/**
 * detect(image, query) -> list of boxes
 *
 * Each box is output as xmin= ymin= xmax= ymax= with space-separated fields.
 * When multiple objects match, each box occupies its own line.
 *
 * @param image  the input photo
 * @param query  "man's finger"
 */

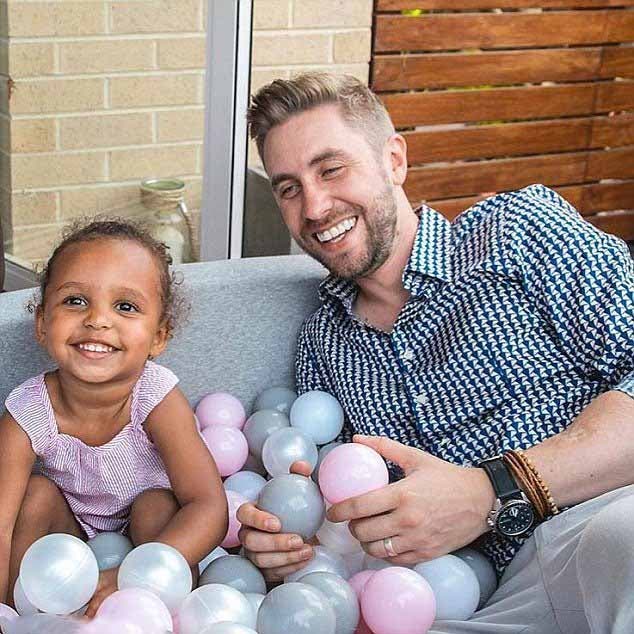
xmin=363 ymin=535 xmax=408 ymax=560
xmin=327 ymin=482 xmax=399 ymax=523
xmin=236 ymin=501 xmax=281 ymax=532
xmin=353 ymin=434 xmax=422 ymax=473
xmin=239 ymin=526 xmax=306 ymax=553
xmin=349 ymin=511 xmax=400 ymax=544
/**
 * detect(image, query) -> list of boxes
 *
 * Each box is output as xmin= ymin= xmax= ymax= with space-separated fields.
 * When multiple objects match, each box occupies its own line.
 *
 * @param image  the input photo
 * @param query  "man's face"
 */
xmin=263 ymin=104 xmax=398 ymax=279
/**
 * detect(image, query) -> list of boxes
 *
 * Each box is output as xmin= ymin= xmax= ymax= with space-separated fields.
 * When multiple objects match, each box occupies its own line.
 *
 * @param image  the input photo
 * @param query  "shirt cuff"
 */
xmin=614 ymin=370 xmax=634 ymax=399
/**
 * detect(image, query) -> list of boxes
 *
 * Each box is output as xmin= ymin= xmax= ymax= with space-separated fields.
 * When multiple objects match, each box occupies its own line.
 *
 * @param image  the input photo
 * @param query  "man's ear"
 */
xmin=149 ymin=322 xmax=170 ymax=359
xmin=385 ymin=134 xmax=408 ymax=187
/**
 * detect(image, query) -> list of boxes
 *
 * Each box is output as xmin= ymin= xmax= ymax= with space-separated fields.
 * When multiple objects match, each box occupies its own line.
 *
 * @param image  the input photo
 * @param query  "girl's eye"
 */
xmin=116 ymin=302 xmax=138 ymax=313
xmin=63 ymin=296 xmax=86 ymax=306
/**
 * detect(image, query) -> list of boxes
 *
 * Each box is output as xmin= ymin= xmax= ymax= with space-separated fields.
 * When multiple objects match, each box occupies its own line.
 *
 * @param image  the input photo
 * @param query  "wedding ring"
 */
xmin=383 ymin=536 xmax=398 ymax=558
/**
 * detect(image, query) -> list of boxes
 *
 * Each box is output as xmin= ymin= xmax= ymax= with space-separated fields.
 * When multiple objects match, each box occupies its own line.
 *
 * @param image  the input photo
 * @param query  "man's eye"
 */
xmin=280 ymin=184 xmax=299 ymax=199
xmin=116 ymin=302 xmax=138 ymax=313
xmin=63 ymin=296 xmax=86 ymax=306
xmin=323 ymin=166 xmax=342 ymax=178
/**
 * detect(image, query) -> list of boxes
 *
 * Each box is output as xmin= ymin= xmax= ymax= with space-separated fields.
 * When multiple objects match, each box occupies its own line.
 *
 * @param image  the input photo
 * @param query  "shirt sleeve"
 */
xmin=132 ymin=361 xmax=180 ymax=428
xmin=505 ymin=185 xmax=634 ymax=398
xmin=295 ymin=319 xmax=353 ymax=443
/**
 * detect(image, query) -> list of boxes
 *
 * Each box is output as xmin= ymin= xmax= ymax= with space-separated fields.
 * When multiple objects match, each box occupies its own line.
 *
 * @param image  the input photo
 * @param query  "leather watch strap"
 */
xmin=480 ymin=457 xmax=522 ymax=503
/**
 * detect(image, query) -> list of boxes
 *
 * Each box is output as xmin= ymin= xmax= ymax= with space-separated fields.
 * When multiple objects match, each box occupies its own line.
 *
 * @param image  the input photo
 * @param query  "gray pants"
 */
xmin=431 ymin=485 xmax=634 ymax=634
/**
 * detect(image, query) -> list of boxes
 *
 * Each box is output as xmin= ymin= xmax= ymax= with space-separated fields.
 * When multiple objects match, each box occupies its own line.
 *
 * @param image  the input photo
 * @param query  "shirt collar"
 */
xmin=319 ymin=205 xmax=453 ymax=310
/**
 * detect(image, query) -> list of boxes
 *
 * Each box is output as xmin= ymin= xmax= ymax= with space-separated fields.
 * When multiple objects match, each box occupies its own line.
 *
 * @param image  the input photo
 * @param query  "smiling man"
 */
xmin=237 ymin=73 xmax=634 ymax=633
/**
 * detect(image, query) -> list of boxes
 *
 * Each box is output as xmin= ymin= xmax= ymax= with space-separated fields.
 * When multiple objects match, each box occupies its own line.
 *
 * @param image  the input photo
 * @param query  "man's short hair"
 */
xmin=247 ymin=72 xmax=395 ymax=163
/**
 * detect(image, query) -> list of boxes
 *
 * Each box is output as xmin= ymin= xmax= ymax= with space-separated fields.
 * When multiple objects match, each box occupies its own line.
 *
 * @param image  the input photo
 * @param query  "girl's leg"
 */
xmin=129 ymin=488 xmax=199 ymax=584
xmin=9 ymin=475 xmax=85 ymax=607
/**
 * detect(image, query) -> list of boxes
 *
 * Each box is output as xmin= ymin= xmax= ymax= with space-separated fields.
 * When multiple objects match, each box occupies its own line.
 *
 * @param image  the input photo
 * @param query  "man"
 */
xmin=237 ymin=73 xmax=634 ymax=633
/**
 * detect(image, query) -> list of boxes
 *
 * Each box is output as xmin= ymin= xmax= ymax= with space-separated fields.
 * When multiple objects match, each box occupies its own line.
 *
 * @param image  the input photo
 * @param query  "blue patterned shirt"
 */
xmin=295 ymin=184 xmax=634 ymax=574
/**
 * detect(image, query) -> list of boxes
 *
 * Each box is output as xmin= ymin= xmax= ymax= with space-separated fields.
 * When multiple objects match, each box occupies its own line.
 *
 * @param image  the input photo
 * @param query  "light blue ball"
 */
xmin=253 ymin=387 xmax=297 ymax=415
xmin=414 ymin=554 xmax=480 ymax=620
xmin=301 ymin=572 xmax=360 ymax=634
xmin=290 ymin=391 xmax=344 ymax=445
xmin=224 ymin=471 xmax=267 ymax=502
xmin=199 ymin=555 xmax=266 ymax=595
xmin=243 ymin=409 xmax=290 ymax=459
xmin=257 ymin=474 xmax=325 ymax=540
xmin=257 ymin=583 xmax=336 ymax=634
xmin=261 ymin=427 xmax=318 ymax=477
xmin=87 ymin=532 xmax=133 ymax=571
xmin=453 ymin=547 xmax=498 ymax=608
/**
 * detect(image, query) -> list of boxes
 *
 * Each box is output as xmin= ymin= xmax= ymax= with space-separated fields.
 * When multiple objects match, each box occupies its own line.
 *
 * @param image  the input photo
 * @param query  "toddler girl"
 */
xmin=0 ymin=219 xmax=227 ymax=616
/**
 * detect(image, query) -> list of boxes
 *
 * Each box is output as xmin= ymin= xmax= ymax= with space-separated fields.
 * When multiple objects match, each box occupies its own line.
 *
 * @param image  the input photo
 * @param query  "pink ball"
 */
xmin=348 ymin=570 xmax=376 ymax=599
xmin=95 ymin=588 xmax=172 ymax=634
xmin=196 ymin=392 xmax=246 ymax=429
xmin=202 ymin=425 xmax=248 ymax=477
xmin=222 ymin=490 xmax=249 ymax=548
xmin=361 ymin=567 xmax=436 ymax=634
xmin=319 ymin=444 xmax=389 ymax=504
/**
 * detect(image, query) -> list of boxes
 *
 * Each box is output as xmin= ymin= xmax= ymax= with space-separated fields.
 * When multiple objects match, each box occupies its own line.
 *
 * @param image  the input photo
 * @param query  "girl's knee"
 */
xmin=129 ymin=489 xmax=179 ymax=544
xmin=17 ymin=476 xmax=62 ymax=524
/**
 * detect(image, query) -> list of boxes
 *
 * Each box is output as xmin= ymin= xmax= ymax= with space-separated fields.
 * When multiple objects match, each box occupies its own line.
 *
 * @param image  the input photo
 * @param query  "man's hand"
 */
xmin=84 ymin=567 xmax=118 ymax=618
xmin=327 ymin=435 xmax=495 ymax=565
xmin=237 ymin=461 xmax=315 ymax=582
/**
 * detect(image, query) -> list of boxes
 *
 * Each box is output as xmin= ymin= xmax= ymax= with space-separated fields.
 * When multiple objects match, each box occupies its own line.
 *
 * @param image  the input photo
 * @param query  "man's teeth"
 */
xmin=78 ymin=343 xmax=115 ymax=353
xmin=317 ymin=217 xmax=356 ymax=243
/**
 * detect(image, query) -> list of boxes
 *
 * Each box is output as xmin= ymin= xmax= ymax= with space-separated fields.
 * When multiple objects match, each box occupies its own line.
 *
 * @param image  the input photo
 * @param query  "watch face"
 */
xmin=496 ymin=500 xmax=534 ymax=537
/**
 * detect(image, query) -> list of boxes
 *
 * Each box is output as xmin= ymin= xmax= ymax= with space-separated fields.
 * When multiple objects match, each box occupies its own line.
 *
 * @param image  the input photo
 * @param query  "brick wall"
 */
xmin=0 ymin=0 xmax=372 ymax=266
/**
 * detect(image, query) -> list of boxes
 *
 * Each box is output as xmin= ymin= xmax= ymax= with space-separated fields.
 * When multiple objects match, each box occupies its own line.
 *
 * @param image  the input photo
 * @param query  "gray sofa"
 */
xmin=0 ymin=255 xmax=325 ymax=411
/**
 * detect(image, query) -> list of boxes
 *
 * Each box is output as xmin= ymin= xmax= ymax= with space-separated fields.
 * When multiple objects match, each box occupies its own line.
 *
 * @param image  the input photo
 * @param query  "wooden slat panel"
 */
xmin=597 ymin=81 xmax=634 ymax=111
xmin=382 ymin=84 xmax=597 ymax=127
xmin=404 ymin=118 xmax=592 ymax=163
xmin=373 ymin=49 xmax=602 ymax=91
xmin=600 ymin=47 xmax=634 ymax=79
xmin=426 ymin=181 xmax=634 ymax=218
xmin=586 ymin=147 xmax=634 ymax=179
xmin=591 ymin=113 xmax=634 ymax=147
xmin=377 ymin=0 xmax=634 ymax=9
xmin=405 ymin=152 xmax=587 ymax=199
xmin=587 ymin=210 xmax=634 ymax=240
xmin=374 ymin=12 xmax=634 ymax=53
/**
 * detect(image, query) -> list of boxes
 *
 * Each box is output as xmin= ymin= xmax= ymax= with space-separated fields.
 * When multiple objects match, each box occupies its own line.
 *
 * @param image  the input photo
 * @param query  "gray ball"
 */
xmin=243 ymin=409 xmax=290 ymax=458
xmin=301 ymin=572 xmax=360 ymax=634
xmin=453 ymin=547 xmax=498 ymax=608
xmin=87 ymin=532 xmax=133 ymax=571
xmin=199 ymin=555 xmax=266 ymax=595
xmin=257 ymin=474 xmax=326 ymax=540
xmin=257 ymin=583 xmax=336 ymax=634
xmin=253 ymin=387 xmax=297 ymax=415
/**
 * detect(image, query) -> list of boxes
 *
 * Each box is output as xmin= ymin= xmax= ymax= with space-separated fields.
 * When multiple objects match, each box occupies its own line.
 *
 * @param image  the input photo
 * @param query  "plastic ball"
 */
xmin=348 ymin=570 xmax=376 ymax=599
xmin=2 ymin=613 xmax=88 ymax=634
xmin=201 ymin=426 xmax=248 ymax=477
xmin=241 ymin=453 xmax=268 ymax=476
xmin=342 ymin=550 xmax=365 ymax=576
xmin=87 ymin=532 xmax=134 ymax=571
xmin=221 ymin=490 xmax=249 ymax=548
xmin=0 ymin=602 xmax=18 ymax=625
xmin=13 ymin=577 xmax=39 ymax=616
xmin=301 ymin=572 xmax=360 ymax=634
xmin=198 ymin=546 xmax=228 ymax=575
xmin=453 ymin=547 xmax=498 ymax=608
xmin=20 ymin=533 xmax=99 ymax=615
xmin=199 ymin=624 xmax=258 ymax=634
xmin=362 ymin=554 xmax=393 ymax=572
xmin=285 ymin=546 xmax=350 ymax=582
xmin=257 ymin=583 xmax=336 ymax=634
xmin=360 ymin=567 xmax=435 ymax=634
xmin=244 ymin=593 xmax=265 ymax=618
xmin=196 ymin=392 xmax=246 ymax=430
xmin=319 ymin=444 xmax=389 ymax=504
xmin=118 ymin=542 xmax=192 ymax=613
xmin=290 ymin=391 xmax=344 ymax=445
xmin=317 ymin=518 xmax=363 ymax=556
xmin=313 ymin=442 xmax=342 ymax=483
xmin=223 ymin=471 xmax=267 ymax=502
xmin=243 ymin=410 xmax=290 ymax=459
xmin=95 ymin=587 xmax=173 ymax=633
xmin=199 ymin=555 xmax=266 ymax=595
xmin=257 ymin=474 xmax=325 ymax=540
xmin=253 ymin=386 xmax=297 ymax=415
xmin=177 ymin=584 xmax=255 ymax=634
xmin=261 ymin=428 xmax=318 ymax=477
xmin=414 ymin=554 xmax=479 ymax=621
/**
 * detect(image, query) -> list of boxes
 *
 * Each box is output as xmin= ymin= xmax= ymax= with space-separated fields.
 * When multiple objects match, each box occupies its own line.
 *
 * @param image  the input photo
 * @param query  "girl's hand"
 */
xmin=84 ymin=567 xmax=118 ymax=618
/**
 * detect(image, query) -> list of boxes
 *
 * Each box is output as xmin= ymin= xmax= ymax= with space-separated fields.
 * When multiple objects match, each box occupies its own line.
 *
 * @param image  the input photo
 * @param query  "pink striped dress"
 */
xmin=5 ymin=361 xmax=178 ymax=539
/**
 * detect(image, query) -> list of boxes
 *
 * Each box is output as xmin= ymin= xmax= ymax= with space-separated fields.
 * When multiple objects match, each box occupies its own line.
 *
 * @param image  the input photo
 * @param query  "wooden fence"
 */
xmin=371 ymin=1 xmax=634 ymax=241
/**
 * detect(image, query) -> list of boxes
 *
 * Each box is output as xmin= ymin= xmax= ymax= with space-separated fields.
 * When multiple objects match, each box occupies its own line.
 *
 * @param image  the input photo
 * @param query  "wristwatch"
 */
xmin=480 ymin=456 xmax=535 ymax=538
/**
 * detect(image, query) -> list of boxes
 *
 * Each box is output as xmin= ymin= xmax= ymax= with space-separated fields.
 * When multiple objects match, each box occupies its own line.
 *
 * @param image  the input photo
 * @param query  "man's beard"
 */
xmin=297 ymin=186 xmax=398 ymax=280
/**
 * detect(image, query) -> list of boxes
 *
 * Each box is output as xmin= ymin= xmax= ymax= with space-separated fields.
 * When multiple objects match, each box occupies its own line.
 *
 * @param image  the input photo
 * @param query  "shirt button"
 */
xmin=403 ymin=348 xmax=414 ymax=361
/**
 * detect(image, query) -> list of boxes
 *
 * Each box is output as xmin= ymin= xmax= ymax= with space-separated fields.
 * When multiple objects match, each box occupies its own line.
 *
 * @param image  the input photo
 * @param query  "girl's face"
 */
xmin=36 ymin=238 xmax=169 ymax=386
